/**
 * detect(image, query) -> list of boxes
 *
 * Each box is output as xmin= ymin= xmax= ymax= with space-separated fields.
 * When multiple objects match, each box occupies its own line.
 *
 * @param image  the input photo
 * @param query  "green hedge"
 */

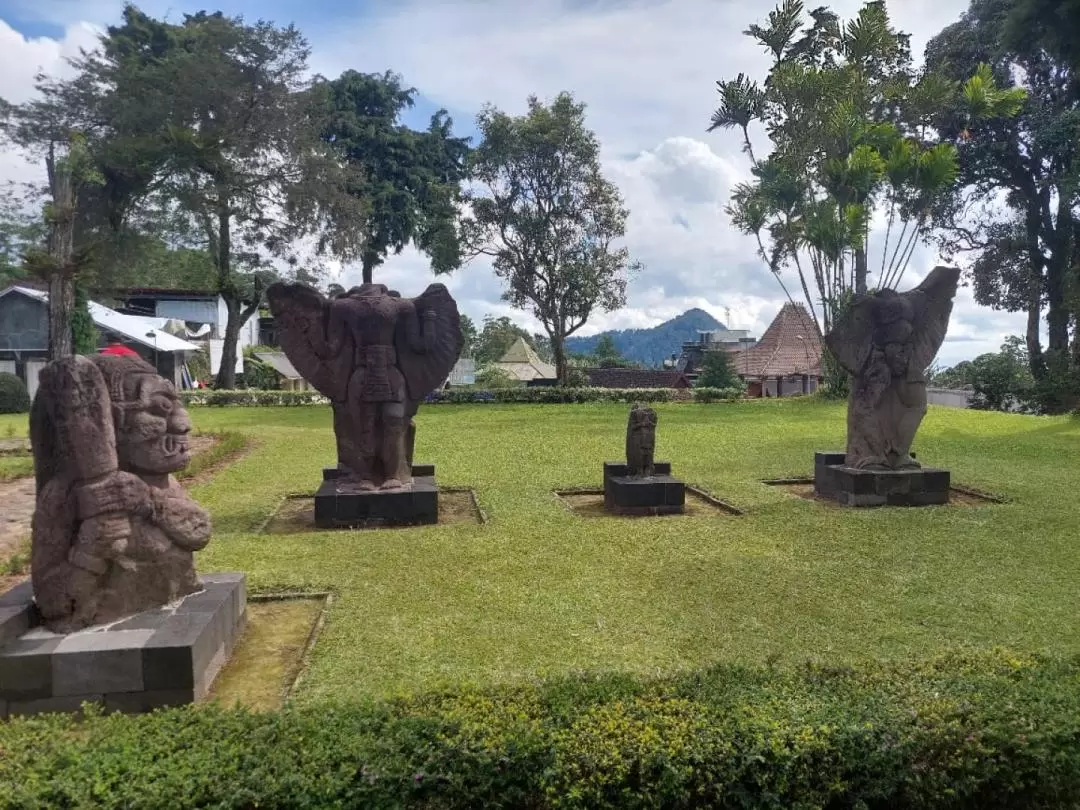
xmin=0 ymin=372 xmax=30 ymax=414
xmin=2 ymin=650 xmax=1079 ymax=808
xmin=179 ymin=387 xmax=746 ymax=407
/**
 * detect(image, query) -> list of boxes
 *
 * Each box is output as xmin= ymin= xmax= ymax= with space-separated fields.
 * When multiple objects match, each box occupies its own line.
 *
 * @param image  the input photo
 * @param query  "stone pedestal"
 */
xmin=813 ymin=451 xmax=950 ymax=507
xmin=0 ymin=573 xmax=247 ymax=718
xmin=603 ymin=461 xmax=686 ymax=516
xmin=314 ymin=463 xmax=439 ymax=528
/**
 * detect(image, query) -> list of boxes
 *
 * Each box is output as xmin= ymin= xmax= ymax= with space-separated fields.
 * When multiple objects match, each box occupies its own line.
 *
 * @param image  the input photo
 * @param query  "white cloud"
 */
xmin=0 ymin=0 xmax=1029 ymax=365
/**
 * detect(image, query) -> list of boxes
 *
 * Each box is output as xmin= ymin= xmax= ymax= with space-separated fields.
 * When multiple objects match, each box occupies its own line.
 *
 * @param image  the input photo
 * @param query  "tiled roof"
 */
xmin=585 ymin=367 xmax=692 ymax=389
xmin=728 ymin=303 xmax=822 ymax=378
xmin=495 ymin=337 xmax=557 ymax=380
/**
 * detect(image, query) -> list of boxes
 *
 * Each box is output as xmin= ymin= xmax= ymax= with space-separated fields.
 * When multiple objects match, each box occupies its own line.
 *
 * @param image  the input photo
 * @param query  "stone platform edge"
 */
xmin=0 ymin=572 xmax=247 ymax=717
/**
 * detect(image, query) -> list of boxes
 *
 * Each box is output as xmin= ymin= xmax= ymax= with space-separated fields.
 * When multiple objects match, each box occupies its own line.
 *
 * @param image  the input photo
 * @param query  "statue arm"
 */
xmin=401 ymin=302 xmax=437 ymax=354
xmin=148 ymin=478 xmax=212 ymax=551
xmin=326 ymin=302 xmax=350 ymax=357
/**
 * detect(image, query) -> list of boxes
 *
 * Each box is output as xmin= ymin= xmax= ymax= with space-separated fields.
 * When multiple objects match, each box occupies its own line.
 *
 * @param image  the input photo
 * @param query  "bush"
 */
xmin=0 ymin=371 xmax=30 ymax=414
xmin=691 ymin=386 xmax=745 ymax=403
xmin=2 ymin=650 xmax=1080 ymax=808
xmin=181 ymin=387 xmax=748 ymax=407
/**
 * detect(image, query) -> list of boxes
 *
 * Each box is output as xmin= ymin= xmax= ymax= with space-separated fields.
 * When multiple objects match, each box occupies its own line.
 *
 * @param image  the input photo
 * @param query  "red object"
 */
xmin=99 ymin=343 xmax=139 ymax=357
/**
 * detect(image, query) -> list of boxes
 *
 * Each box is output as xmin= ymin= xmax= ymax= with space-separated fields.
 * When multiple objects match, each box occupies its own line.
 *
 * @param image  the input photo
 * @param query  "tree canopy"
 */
xmin=926 ymin=0 xmax=1079 ymax=411
xmin=462 ymin=92 xmax=639 ymax=384
xmin=714 ymin=0 xmax=1022 ymax=390
xmin=318 ymin=70 xmax=471 ymax=284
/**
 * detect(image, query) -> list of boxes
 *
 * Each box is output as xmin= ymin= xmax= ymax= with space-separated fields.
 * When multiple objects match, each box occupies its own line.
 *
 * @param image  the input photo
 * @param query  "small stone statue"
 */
xmin=29 ymin=355 xmax=211 ymax=632
xmin=268 ymin=282 xmax=462 ymax=491
xmin=825 ymin=266 xmax=961 ymax=470
xmin=625 ymin=403 xmax=657 ymax=477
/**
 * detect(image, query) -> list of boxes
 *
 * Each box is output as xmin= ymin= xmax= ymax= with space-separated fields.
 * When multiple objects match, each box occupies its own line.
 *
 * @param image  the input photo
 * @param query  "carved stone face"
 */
xmin=883 ymin=342 xmax=912 ymax=377
xmin=115 ymin=373 xmax=192 ymax=475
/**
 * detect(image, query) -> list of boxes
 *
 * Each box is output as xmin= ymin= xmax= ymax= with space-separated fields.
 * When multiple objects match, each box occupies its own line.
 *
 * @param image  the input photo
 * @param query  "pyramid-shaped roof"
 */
xmin=728 ymin=303 xmax=822 ymax=378
xmin=495 ymin=337 xmax=557 ymax=380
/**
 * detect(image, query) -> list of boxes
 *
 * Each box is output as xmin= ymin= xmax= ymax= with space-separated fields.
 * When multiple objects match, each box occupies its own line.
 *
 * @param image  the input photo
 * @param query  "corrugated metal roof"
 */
xmin=1 ymin=286 xmax=199 ymax=353
xmin=253 ymin=351 xmax=302 ymax=379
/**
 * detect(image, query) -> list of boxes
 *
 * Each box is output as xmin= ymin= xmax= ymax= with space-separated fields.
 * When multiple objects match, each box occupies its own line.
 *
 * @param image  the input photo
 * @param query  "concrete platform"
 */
xmin=0 ymin=573 xmax=247 ymax=717
xmin=603 ymin=461 xmax=686 ymax=516
xmin=315 ymin=463 xmax=439 ymax=527
xmin=813 ymin=451 xmax=951 ymax=507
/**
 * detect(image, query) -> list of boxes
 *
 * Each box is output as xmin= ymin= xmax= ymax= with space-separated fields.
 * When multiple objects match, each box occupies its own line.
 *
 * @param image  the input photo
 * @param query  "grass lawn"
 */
xmin=1 ymin=398 xmax=1078 ymax=703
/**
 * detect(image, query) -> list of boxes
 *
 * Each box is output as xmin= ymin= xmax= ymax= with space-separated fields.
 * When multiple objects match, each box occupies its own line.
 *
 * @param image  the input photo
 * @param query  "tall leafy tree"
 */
xmin=459 ymin=313 xmax=478 ymax=357
xmin=473 ymin=315 xmax=535 ymax=366
xmin=463 ymin=92 xmax=639 ymax=384
xmin=77 ymin=7 xmax=356 ymax=388
xmin=712 ymin=0 xmax=1021 ymax=390
xmin=0 ymin=184 xmax=42 ymax=287
xmin=926 ymin=0 xmax=1078 ymax=410
xmin=318 ymin=70 xmax=471 ymax=284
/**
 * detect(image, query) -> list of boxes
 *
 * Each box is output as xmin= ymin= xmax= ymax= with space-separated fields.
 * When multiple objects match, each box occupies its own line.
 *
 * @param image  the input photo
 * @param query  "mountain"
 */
xmin=565 ymin=308 xmax=725 ymax=368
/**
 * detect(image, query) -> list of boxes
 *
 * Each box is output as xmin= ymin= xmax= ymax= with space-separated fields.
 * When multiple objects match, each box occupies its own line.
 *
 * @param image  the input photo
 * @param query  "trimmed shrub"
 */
xmin=0 ymin=371 xmax=30 ymax=414
xmin=181 ymin=387 xmax=748 ymax=407
xmin=1 ymin=650 xmax=1080 ymax=808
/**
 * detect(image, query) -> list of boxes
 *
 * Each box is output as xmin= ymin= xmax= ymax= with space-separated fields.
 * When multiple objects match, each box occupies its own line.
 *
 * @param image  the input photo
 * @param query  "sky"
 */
xmin=0 ymin=0 xmax=1028 ymax=365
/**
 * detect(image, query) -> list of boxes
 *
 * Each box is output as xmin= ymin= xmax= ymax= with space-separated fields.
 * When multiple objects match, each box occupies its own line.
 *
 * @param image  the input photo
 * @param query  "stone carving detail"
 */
xmin=30 ymin=355 xmax=211 ymax=632
xmin=625 ymin=404 xmax=657 ymax=477
xmin=267 ymin=282 xmax=463 ymax=490
xmin=825 ymin=266 xmax=961 ymax=470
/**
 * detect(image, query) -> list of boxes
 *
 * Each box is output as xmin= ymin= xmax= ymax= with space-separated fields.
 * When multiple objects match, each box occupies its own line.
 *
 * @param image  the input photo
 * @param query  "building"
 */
xmin=494 ymin=337 xmax=557 ymax=382
xmin=584 ymin=368 xmax=692 ymax=389
xmin=728 ymin=303 xmax=823 ymax=397
xmin=109 ymin=288 xmax=260 ymax=375
xmin=0 ymin=285 xmax=200 ymax=398
xmin=445 ymin=358 xmax=476 ymax=387
xmin=252 ymin=351 xmax=311 ymax=391
xmin=673 ymin=328 xmax=758 ymax=377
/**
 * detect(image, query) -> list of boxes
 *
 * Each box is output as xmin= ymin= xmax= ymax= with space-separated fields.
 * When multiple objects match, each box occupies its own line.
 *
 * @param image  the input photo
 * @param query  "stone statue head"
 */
xmin=96 ymin=355 xmax=192 ymax=475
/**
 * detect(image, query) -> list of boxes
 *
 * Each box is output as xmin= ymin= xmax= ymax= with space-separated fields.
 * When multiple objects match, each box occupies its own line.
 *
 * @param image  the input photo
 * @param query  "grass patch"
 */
xmin=163 ymin=399 xmax=1080 ymax=701
xmin=208 ymin=597 xmax=326 ymax=711
xmin=2 ymin=536 xmax=29 ymax=575
xmin=177 ymin=430 xmax=250 ymax=484
xmin=554 ymin=487 xmax=739 ymax=517
xmin=0 ymin=456 xmax=32 ymax=483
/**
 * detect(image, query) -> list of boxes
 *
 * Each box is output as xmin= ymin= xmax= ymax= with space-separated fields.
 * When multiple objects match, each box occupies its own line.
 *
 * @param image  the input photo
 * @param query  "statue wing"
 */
xmin=395 ymin=283 xmax=464 ymax=400
xmin=906 ymin=266 xmax=962 ymax=371
xmin=266 ymin=282 xmax=349 ymax=402
xmin=823 ymin=295 xmax=875 ymax=374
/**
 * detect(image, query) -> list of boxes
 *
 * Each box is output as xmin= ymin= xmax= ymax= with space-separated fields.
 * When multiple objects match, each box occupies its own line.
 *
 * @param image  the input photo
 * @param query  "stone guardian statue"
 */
xmin=29 ymin=354 xmax=211 ymax=632
xmin=625 ymin=404 xmax=657 ymax=477
xmin=267 ymin=282 xmax=462 ymax=491
xmin=825 ymin=266 xmax=961 ymax=470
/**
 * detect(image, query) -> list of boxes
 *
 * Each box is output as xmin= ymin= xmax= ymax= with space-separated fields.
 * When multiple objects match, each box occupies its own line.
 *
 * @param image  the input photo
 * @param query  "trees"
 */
xmin=592 ymin=334 xmax=634 ymax=368
xmin=696 ymin=350 xmax=743 ymax=389
xmin=459 ymin=314 xmax=478 ymax=357
xmin=318 ymin=70 xmax=471 ymax=284
xmin=473 ymin=315 xmax=534 ymax=366
xmin=77 ymin=7 xmax=351 ymax=388
xmin=1 ymin=78 xmax=112 ymax=359
xmin=713 ymin=0 xmax=1022 ymax=390
xmin=925 ymin=0 xmax=1079 ymax=411
xmin=462 ymin=92 xmax=639 ymax=384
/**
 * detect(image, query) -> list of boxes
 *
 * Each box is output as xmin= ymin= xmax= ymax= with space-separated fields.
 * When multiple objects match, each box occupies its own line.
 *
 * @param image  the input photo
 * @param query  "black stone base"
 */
xmin=603 ymin=461 xmax=685 ymax=516
xmin=315 ymin=463 xmax=439 ymax=527
xmin=813 ymin=451 xmax=950 ymax=507
xmin=0 ymin=573 xmax=247 ymax=718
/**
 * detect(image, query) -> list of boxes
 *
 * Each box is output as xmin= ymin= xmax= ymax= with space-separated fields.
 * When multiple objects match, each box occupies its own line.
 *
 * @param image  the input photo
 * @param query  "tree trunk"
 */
xmin=361 ymin=252 xmax=378 ymax=285
xmin=45 ymin=146 xmax=76 ymax=360
xmin=47 ymin=273 xmax=75 ymax=360
xmin=854 ymin=245 xmax=868 ymax=295
xmin=216 ymin=296 xmax=242 ymax=389
xmin=551 ymin=332 xmax=568 ymax=385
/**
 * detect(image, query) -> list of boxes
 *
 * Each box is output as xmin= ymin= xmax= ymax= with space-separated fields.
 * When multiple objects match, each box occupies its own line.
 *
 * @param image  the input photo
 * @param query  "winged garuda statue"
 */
xmin=824 ymin=266 xmax=961 ymax=470
xmin=267 ymin=282 xmax=463 ymax=490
